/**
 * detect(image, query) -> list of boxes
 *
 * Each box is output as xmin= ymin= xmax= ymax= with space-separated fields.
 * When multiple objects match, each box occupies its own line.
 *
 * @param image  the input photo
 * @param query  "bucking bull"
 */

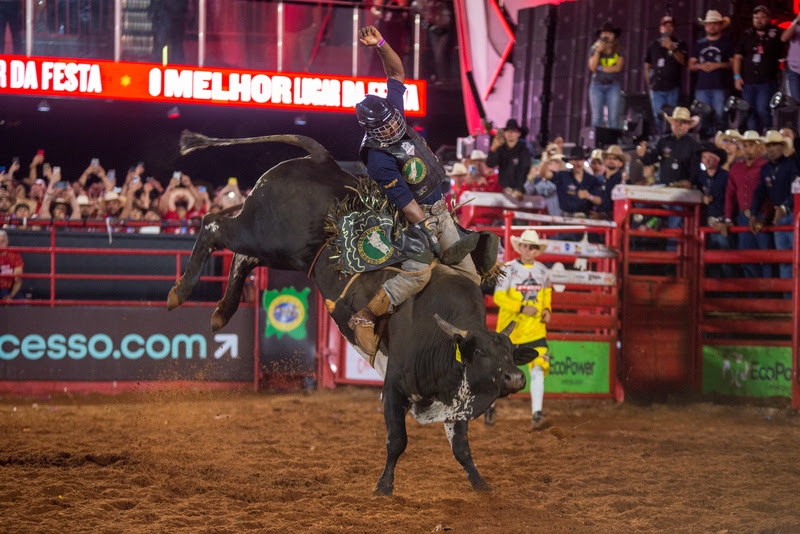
xmin=168 ymin=132 xmax=532 ymax=496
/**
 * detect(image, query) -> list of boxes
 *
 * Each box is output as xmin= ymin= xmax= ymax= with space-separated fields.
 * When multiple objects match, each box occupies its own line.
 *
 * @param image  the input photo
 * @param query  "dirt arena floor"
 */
xmin=1 ymin=387 xmax=799 ymax=533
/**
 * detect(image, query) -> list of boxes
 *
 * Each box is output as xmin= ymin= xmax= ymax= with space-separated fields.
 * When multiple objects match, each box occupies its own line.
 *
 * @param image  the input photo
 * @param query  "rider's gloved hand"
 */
xmin=413 ymin=217 xmax=440 ymax=258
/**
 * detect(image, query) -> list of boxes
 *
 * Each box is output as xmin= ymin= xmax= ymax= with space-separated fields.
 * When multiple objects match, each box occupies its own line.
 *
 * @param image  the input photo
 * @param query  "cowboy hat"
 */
xmin=740 ymin=130 xmax=763 ymax=143
xmin=596 ymin=21 xmax=622 ymax=37
xmin=503 ymin=118 xmax=529 ymax=137
xmin=469 ymin=149 xmax=487 ymax=160
xmin=664 ymin=107 xmax=700 ymax=129
xmin=447 ymin=162 xmax=469 ymax=176
xmin=589 ymin=149 xmax=605 ymax=161
xmin=762 ymin=130 xmax=792 ymax=149
xmin=697 ymin=142 xmax=728 ymax=168
xmin=510 ymin=229 xmax=548 ymax=254
xmin=76 ymin=194 xmax=92 ymax=206
xmin=565 ymin=145 xmax=588 ymax=160
xmin=100 ymin=191 xmax=126 ymax=204
xmin=714 ymin=129 xmax=742 ymax=149
xmin=168 ymin=188 xmax=195 ymax=211
xmin=698 ymin=10 xmax=730 ymax=29
xmin=602 ymin=144 xmax=627 ymax=161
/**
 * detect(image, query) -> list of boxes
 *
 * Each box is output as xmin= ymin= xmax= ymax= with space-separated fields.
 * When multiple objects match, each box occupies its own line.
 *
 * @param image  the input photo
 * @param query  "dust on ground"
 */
xmin=1 ymin=387 xmax=798 ymax=533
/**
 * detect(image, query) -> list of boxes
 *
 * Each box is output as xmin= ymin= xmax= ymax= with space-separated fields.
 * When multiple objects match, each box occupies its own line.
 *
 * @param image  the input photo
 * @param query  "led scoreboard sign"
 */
xmin=0 ymin=55 xmax=427 ymax=115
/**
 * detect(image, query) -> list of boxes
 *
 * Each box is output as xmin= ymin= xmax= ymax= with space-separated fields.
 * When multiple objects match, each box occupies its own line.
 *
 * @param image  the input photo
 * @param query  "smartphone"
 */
xmin=0 ymin=166 xmax=5 ymax=173
xmin=54 ymin=181 xmax=68 ymax=190
xmin=43 ymin=162 xmax=51 ymax=172
xmin=91 ymin=158 xmax=99 ymax=168
xmin=197 ymin=186 xmax=207 ymax=193
xmin=172 ymin=171 xmax=181 ymax=180
xmin=132 ymin=176 xmax=140 ymax=183
xmin=228 ymin=177 xmax=238 ymax=185
xmin=108 ymin=169 xmax=116 ymax=181
xmin=37 ymin=149 xmax=44 ymax=157
xmin=137 ymin=162 xmax=145 ymax=169
xmin=53 ymin=166 xmax=61 ymax=175
xmin=12 ymin=157 xmax=19 ymax=165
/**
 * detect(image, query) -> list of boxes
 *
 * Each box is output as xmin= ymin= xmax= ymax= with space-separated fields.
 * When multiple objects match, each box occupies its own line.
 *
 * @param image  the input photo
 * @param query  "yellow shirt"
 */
xmin=493 ymin=259 xmax=552 ymax=345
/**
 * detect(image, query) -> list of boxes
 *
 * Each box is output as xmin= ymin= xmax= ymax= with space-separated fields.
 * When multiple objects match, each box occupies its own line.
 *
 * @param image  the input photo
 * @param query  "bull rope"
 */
xmin=323 ymin=259 xmax=439 ymax=314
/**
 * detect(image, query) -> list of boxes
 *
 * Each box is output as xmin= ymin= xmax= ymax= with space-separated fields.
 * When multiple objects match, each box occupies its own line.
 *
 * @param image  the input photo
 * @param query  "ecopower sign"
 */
xmin=0 ymin=307 xmax=254 ymax=381
xmin=0 ymin=55 xmax=427 ymax=115
xmin=518 ymin=340 xmax=610 ymax=395
xmin=702 ymin=345 xmax=792 ymax=398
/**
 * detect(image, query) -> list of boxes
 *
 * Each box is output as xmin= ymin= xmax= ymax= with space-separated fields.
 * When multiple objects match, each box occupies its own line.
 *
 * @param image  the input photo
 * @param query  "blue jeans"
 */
xmin=650 ymin=87 xmax=679 ymax=134
xmin=773 ymin=213 xmax=794 ymax=281
xmin=737 ymin=213 xmax=773 ymax=278
xmin=694 ymin=88 xmax=728 ymax=135
xmin=590 ymin=82 xmax=622 ymax=129
xmin=787 ymin=69 xmax=800 ymax=101
xmin=742 ymin=81 xmax=777 ymax=133
xmin=706 ymin=230 xmax=737 ymax=279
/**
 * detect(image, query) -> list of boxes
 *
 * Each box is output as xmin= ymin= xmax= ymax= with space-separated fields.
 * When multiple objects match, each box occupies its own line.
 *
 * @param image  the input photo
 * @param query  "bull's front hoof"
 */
xmin=372 ymin=485 xmax=393 ymax=497
xmin=210 ymin=308 xmax=228 ymax=333
xmin=472 ymin=481 xmax=494 ymax=493
xmin=167 ymin=285 xmax=183 ymax=311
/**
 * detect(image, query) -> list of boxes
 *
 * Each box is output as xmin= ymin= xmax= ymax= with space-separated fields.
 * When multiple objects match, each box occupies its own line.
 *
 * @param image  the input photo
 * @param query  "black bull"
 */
xmin=168 ymin=132 xmax=530 ymax=495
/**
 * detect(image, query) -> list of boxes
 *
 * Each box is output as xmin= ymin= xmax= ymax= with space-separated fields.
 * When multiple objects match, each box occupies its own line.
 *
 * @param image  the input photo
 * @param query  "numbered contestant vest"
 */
xmin=360 ymin=128 xmax=446 ymax=203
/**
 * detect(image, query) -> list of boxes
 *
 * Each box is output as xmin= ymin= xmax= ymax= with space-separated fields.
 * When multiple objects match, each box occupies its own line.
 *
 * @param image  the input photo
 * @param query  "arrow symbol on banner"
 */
xmin=214 ymin=334 xmax=238 ymax=359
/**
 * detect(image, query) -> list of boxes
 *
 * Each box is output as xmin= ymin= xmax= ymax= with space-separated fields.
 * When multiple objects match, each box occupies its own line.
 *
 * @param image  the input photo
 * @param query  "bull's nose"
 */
xmin=504 ymin=369 xmax=526 ymax=392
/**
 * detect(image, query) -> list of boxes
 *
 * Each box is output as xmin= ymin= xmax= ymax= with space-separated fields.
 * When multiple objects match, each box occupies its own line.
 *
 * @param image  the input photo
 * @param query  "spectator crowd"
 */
xmin=0 ymin=151 xmax=249 ymax=233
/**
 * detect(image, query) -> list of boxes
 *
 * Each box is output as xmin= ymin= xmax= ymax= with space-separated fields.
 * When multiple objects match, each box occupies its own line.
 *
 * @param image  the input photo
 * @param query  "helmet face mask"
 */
xmin=356 ymin=95 xmax=407 ymax=144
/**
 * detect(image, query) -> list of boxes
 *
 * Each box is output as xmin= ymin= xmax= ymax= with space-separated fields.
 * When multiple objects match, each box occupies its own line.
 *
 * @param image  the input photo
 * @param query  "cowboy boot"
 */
xmin=348 ymin=288 xmax=392 ymax=357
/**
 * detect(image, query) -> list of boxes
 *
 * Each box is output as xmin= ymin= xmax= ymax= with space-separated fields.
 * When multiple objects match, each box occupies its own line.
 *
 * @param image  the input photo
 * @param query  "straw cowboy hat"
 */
xmin=447 ymin=162 xmax=469 ymax=176
xmin=100 ymin=191 xmax=126 ymax=205
xmin=762 ymin=130 xmax=792 ymax=149
xmin=510 ymin=229 xmax=547 ymax=253
xmin=714 ymin=129 xmax=743 ymax=149
xmin=589 ymin=149 xmax=604 ymax=162
xmin=664 ymin=107 xmax=700 ymax=129
xmin=469 ymin=149 xmax=487 ymax=160
xmin=740 ymin=130 xmax=763 ymax=143
xmin=602 ymin=144 xmax=627 ymax=162
xmin=698 ymin=10 xmax=730 ymax=29
xmin=76 ymin=194 xmax=92 ymax=206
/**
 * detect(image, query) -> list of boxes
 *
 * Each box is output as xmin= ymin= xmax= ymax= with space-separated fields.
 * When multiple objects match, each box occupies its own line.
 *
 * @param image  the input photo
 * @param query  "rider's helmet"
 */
xmin=355 ymin=95 xmax=407 ymax=144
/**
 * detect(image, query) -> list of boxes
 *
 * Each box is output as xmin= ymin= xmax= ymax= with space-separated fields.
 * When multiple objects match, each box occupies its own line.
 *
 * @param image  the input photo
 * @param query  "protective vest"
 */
xmin=359 ymin=128 xmax=446 ymax=203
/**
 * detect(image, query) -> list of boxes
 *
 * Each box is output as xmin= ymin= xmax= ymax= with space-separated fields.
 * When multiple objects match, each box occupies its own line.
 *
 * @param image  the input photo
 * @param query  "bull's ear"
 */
xmin=434 ymin=314 xmax=469 ymax=339
xmin=512 ymin=346 xmax=538 ymax=366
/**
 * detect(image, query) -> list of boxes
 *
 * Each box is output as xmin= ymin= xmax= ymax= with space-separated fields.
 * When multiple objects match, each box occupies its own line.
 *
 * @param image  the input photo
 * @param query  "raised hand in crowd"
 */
xmin=27 ymin=150 xmax=44 ymax=184
xmin=490 ymin=130 xmax=506 ymax=151
xmin=636 ymin=141 xmax=647 ymax=158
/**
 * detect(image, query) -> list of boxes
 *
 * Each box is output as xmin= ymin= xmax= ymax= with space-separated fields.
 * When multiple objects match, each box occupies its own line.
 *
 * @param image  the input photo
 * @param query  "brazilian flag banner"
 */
xmin=262 ymin=286 xmax=310 ymax=340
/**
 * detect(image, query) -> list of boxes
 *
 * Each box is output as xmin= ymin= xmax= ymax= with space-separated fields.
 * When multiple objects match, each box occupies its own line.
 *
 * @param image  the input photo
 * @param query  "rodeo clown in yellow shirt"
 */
xmin=492 ymin=229 xmax=552 ymax=429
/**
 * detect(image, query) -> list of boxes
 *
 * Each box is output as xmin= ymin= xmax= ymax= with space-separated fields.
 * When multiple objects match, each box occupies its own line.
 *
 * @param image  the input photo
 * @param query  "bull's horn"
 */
xmin=500 ymin=321 xmax=516 ymax=337
xmin=434 ymin=314 xmax=469 ymax=339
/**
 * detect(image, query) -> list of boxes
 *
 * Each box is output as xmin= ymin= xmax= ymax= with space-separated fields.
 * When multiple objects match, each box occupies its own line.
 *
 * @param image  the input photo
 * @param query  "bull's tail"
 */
xmin=180 ymin=130 xmax=331 ymax=164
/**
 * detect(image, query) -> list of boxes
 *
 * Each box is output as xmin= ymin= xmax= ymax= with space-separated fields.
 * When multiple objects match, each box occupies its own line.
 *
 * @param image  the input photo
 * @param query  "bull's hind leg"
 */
xmin=444 ymin=421 xmax=492 ymax=492
xmin=168 ymin=212 xmax=231 ymax=310
xmin=211 ymin=253 xmax=262 ymax=332
xmin=373 ymin=388 xmax=409 ymax=497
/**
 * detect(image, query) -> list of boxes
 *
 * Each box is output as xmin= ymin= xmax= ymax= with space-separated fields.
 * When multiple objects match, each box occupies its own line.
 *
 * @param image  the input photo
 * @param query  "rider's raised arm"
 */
xmin=359 ymin=25 xmax=404 ymax=82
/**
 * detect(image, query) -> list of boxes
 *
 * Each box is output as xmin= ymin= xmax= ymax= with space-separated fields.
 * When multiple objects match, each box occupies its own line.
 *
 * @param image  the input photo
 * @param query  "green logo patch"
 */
xmin=262 ymin=286 xmax=310 ymax=340
xmin=358 ymin=226 xmax=394 ymax=265
xmin=402 ymin=158 xmax=426 ymax=185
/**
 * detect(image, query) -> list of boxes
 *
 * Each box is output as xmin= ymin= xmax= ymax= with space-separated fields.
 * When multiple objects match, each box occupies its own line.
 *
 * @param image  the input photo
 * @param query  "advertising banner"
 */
xmin=0 ymin=55 xmax=426 ymax=115
xmin=0 ymin=306 xmax=254 ymax=381
xmin=517 ymin=340 xmax=610 ymax=395
xmin=343 ymin=342 xmax=382 ymax=383
xmin=702 ymin=345 xmax=792 ymax=398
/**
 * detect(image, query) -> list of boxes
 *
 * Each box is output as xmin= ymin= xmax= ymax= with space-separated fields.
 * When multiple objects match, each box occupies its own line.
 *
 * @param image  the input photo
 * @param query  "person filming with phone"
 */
xmin=589 ymin=21 xmax=625 ymax=129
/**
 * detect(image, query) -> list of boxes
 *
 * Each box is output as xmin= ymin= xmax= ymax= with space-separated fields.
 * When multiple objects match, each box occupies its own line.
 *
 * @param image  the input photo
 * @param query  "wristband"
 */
xmin=734 ymin=73 xmax=742 ymax=80
xmin=376 ymin=38 xmax=385 ymax=48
